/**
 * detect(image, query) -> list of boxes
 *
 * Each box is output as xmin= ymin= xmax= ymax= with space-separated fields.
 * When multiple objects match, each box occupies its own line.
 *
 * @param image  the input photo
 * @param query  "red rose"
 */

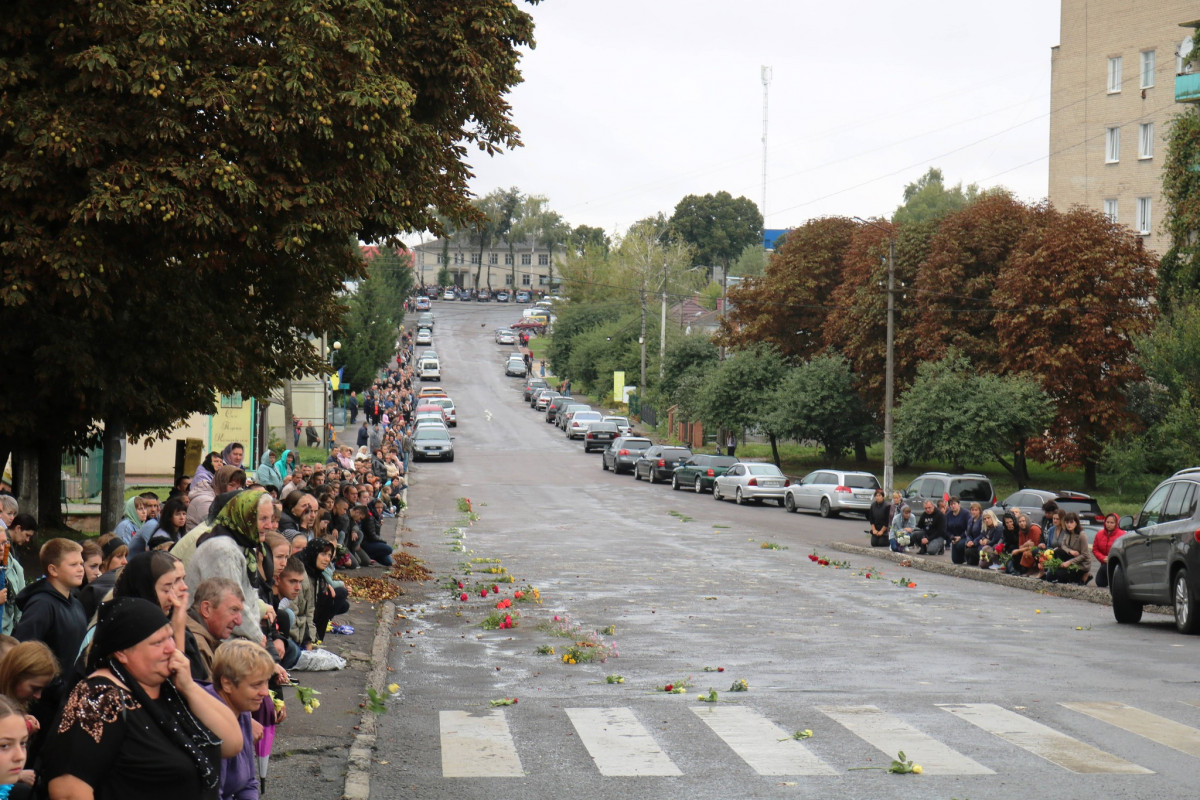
xmin=717 ymin=667 xmax=724 ymax=672
xmin=460 ymin=593 xmax=468 ymax=601
xmin=457 ymin=582 xmax=464 ymax=589
xmin=664 ymin=684 xmax=673 ymax=692
xmin=492 ymin=585 xmax=500 ymax=593
xmin=808 ymin=555 xmax=818 ymax=562
xmin=481 ymin=589 xmax=489 ymax=598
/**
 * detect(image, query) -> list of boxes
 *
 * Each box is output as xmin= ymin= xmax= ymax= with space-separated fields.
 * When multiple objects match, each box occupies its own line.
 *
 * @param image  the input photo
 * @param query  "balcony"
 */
xmin=1176 ymin=71 xmax=1200 ymax=103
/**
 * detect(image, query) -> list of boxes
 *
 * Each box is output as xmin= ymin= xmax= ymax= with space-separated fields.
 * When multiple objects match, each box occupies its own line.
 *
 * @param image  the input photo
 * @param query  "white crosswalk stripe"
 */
xmin=1062 ymin=701 xmax=1200 ymax=759
xmin=691 ymin=706 xmax=837 ymax=775
xmin=818 ymin=704 xmax=994 ymax=775
xmin=565 ymin=707 xmax=682 ymax=776
xmin=439 ymin=709 xmax=524 ymax=777
xmin=939 ymin=703 xmax=1153 ymax=774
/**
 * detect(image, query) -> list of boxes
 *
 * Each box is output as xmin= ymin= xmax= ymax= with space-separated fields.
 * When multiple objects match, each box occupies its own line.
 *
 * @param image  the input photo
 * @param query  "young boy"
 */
xmin=12 ymin=539 xmax=87 ymax=673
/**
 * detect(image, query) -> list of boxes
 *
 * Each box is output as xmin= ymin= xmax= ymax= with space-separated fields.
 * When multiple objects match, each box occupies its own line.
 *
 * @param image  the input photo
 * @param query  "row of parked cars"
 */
xmin=410 ymin=380 xmax=457 ymax=462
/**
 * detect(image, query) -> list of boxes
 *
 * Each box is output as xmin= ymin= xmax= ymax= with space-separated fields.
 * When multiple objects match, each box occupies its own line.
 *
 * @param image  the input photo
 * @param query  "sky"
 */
xmin=461 ymin=0 xmax=1063 ymax=237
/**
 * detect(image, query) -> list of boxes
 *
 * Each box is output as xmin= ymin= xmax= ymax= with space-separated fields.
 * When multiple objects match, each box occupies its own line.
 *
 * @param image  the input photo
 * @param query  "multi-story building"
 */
xmin=411 ymin=238 xmax=565 ymax=291
xmin=1049 ymin=2 xmax=1199 ymax=255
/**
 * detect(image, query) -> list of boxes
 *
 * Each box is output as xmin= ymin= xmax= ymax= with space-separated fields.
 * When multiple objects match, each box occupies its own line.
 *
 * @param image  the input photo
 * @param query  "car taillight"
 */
xmin=1194 ymin=528 xmax=1200 ymax=545
xmin=706 ymin=468 xmax=715 ymax=477
xmin=1094 ymin=515 xmax=1105 ymax=523
xmin=618 ymin=449 xmax=629 ymax=456
xmin=835 ymin=486 xmax=852 ymax=493
xmin=749 ymin=477 xmax=758 ymax=486
xmin=657 ymin=459 xmax=665 ymax=467
xmin=784 ymin=479 xmax=791 ymax=487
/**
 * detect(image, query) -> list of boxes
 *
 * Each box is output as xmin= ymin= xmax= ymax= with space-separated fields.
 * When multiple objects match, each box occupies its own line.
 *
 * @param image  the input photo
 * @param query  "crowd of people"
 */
xmin=0 ymin=333 xmax=424 ymax=799
xmin=869 ymin=490 xmax=1122 ymax=585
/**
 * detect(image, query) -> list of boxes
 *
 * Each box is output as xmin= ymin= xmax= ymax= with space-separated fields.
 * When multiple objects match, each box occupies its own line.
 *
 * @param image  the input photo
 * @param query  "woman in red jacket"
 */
xmin=1092 ymin=512 xmax=1126 ymax=588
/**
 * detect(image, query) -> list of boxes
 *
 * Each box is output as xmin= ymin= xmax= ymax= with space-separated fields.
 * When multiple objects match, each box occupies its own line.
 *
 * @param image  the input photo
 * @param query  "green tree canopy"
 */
xmin=696 ymin=344 xmax=788 ymax=465
xmin=891 ymin=168 xmax=980 ymax=226
xmin=668 ymin=191 xmax=763 ymax=273
xmin=767 ymin=353 xmax=875 ymax=460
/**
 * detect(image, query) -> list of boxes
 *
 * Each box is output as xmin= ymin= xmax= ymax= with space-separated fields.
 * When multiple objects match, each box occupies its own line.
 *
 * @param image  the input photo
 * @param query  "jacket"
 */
xmin=289 ymin=575 xmax=315 ymax=647
xmin=915 ymin=510 xmax=946 ymax=540
xmin=186 ymin=481 xmax=217 ymax=532
xmin=186 ymin=536 xmax=264 ymax=643
xmin=12 ymin=578 xmax=88 ymax=673
xmin=2 ymin=556 xmax=25 ymax=636
xmin=1092 ymin=526 xmax=1126 ymax=565
xmin=944 ymin=508 xmax=971 ymax=541
xmin=1058 ymin=528 xmax=1092 ymax=571
xmin=204 ymin=685 xmax=259 ymax=800
xmin=186 ymin=611 xmax=220 ymax=682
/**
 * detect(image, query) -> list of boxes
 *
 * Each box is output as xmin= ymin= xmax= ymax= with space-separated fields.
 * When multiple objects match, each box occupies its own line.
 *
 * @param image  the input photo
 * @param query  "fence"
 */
xmin=61 ymin=448 xmax=103 ymax=502
xmin=629 ymin=395 xmax=657 ymax=428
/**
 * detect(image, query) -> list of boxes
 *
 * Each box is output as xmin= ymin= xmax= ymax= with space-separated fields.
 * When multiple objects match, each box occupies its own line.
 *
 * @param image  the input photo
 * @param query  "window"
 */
xmin=470 ymin=253 xmax=480 ymax=265
xmin=453 ymin=252 xmax=463 ymax=265
xmin=521 ymin=254 xmax=532 ymax=266
xmin=1139 ymin=122 xmax=1154 ymax=159
xmin=1104 ymin=198 xmax=1118 ymax=223
xmin=435 ymin=254 xmax=443 ymax=265
xmin=504 ymin=275 xmax=513 ymax=285
xmin=1141 ymin=50 xmax=1155 ymax=88
xmin=220 ymin=392 xmax=243 ymax=409
xmin=1137 ymin=482 xmax=1172 ymax=528
xmin=538 ymin=274 xmax=549 ymax=286
xmin=521 ymin=274 xmax=531 ymax=286
xmin=488 ymin=253 xmax=498 ymax=265
xmin=1105 ymin=126 xmax=1120 ymax=163
xmin=504 ymin=254 xmax=513 ymax=266
xmin=538 ymin=254 xmax=549 ymax=266
xmin=1137 ymin=197 xmax=1152 ymax=235
xmin=1108 ymin=56 xmax=1122 ymax=93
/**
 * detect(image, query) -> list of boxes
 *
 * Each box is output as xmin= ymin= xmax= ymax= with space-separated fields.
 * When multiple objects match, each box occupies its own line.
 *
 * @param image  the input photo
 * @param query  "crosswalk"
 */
xmin=432 ymin=699 xmax=1200 ymax=778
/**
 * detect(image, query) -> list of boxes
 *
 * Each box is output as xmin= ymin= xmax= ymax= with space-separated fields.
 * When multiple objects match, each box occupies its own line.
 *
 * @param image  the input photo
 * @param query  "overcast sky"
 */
xmin=462 ymin=1 xmax=1062 ymax=238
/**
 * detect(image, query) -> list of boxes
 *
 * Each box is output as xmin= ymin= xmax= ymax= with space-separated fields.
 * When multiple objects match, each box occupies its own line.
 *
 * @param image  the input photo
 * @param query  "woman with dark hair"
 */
xmin=1042 ymin=511 xmax=1092 ymax=584
xmin=300 ymin=539 xmax=348 ymax=644
xmin=130 ymin=497 xmax=188 ymax=556
xmin=42 ymin=598 xmax=241 ymax=800
xmin=278 ymin=491 xmax=318 ymax=543
xmin=866 ymin=489 xmax=891 ymax=548
xmin=78 ymin=539 xmax=129 ymax=620
xmin=1092 ymin=512 xmax=1126 ymax=588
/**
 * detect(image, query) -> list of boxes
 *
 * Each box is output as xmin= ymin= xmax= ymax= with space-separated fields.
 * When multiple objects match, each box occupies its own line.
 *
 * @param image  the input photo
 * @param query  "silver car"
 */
xmin=712 ymin=462 xmax=790 ymax=506
xmin=784 ymin=470 xmax=880 ymax=517
xmin=566 ymin=411 xmax=603 ymax=439
xmin=412 ymin=425 xmax=454 ymax=462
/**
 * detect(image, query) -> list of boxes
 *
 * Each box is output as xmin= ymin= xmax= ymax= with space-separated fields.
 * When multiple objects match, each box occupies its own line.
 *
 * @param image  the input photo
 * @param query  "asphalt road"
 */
xmin=371 ymin=299 xmax=1199 ymax=800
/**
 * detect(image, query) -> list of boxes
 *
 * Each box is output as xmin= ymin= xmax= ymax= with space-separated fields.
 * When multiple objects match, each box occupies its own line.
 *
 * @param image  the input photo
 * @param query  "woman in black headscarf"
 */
xmin=300 ymin=538 xmax=348 ymax=644
xmin=41 ymin=597 xmax=241 ymax=800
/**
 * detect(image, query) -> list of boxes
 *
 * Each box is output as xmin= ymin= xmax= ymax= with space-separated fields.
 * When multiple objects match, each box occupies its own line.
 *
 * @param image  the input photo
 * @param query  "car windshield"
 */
xmin=588 ymin=422 xmax=618 ymax=431
xmin=661 ymin=448 xmax=691 ymax=459
xmin=950 ymin=479 xmax=992 ymax=501
xmin=845 ymin=475 xmax=880 ymax=489
xmin=415 ymin=428 xmax=449 ymax=441
xmin=747 ymin=464 xmax=784 ymax=476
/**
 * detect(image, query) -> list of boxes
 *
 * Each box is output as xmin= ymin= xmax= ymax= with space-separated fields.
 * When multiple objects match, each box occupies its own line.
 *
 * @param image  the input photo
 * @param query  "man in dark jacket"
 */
xmin=944 ymin=496 xmax=971 ymax=562
xmin=357 ymin=421 xmax=370 ymax=448
xmin=347 ymin=391 xmax=359 ymax=425
xmin=914 ymin=500 xmax=947 ymax=555
xmin=13 ymin=539 xmax=87 ymax=679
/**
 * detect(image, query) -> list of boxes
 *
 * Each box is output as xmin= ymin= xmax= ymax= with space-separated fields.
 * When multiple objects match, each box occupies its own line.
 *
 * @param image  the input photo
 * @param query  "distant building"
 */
xmin=411 ymin=238 xmax=566 ymax=290
xmin=1049 ymin=1 xmax=1199 ymax=256
xmin=669 ymin=296 xmax=721 ymax=337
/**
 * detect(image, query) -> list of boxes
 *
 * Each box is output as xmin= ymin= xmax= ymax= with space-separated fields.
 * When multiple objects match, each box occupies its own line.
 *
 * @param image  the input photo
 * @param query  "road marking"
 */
xmin=1063 ymin=701 xmax=1200 ymax=758
xmin=818 ymin=705 xmax=993 ymax=775
xmin=939 ymin=703 xmax=1152 ymax=774
xmin=692 ymin=706 xmax=836 ymax=775
xmin=565 ymin=707 xmax=682 ymax=776
xmin=439 ymin=710 xmax=524 ymax=777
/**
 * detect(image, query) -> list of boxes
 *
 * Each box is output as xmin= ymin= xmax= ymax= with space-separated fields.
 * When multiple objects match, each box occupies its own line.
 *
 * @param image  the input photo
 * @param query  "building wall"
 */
xmin=1048 ymin=1 xmax=1198 ymax=256
xmin=412 ymin=239 xmax=566 ymax=290
xmin=125 ymin=394 xmax=258 ymax=478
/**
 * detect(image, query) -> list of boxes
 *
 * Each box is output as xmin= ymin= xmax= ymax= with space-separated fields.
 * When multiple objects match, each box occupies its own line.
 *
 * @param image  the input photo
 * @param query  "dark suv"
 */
xmin=545 ymin=395 xmax=571 ymax=424
xmin=633 ymin=446 xmax=692 ymax=484
xmin=903 ymin=472 xmax=995 ymax=508
xmin=1108 ymin=468 xmax=1200 ymax=634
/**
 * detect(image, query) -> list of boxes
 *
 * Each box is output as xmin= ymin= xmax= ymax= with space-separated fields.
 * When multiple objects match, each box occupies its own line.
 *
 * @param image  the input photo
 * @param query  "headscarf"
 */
xmin=211 ymin=464 xmax=242 ymax=495
xmin=89 ymin=598 xmax=221 ymax=790
xmin=122 ymin=496 xmax=141 ymax=527
xmin=212 ymin=489 xmax=266 ymax=548
xmin=113 ymin=551 xmax=180 ymax=611
xmin=274 ymin=449 xmax=293 ymax=479
xmin=220 ymin=442 xmax=244 ymax=468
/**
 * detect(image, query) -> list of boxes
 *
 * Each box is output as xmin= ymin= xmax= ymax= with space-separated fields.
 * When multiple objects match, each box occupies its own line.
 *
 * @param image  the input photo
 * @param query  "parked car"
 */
xmin=496 ymin=291 xmax=510 ymax=302
xmin=414 ymin=296 xmax=431 ymax=311
xmin=417 ymin=312 xmax=434 ymax=328
xmin=497 ymin=330 xmax=516 ymax=345
xmin=459 ymin=291 xmax=472 ymax=302
xmin=414 ymin=404 xmax=448 ymax=426
xmin=583 ymin=421 xmax=620 ymax=453
xmin=989 ymin=489 xmax=1105 ymax=540
xmin=784 ymin=470 xmax=880 ymax=517
xmin=415 ymin=327 xmax=433 ymax=346
xmin=672 ymin=455 xmax=738 ymax=493
xmin=515 ymin=290 xmax=531 ymax=303
xmin=603 ymin=415 xmax=633 ymax=436
xmin=511 ymin=319 xmax=546 ymax=332
xmin=417 ymin=386 xmax=448 ymax=399
xmin=903 ymin=472 xmax=995 ymax=507
xmin=505 ymin=357 xmax=526 ymax=377
xmin=545 ymin=395 xmax=572 ymax=423
xmin=557 ymin=403 xmax=591 ymax=431
xmin=566 ymin=411 xmax=604 ymax=439
xmin=534 ymin=390 xmax=561 ymax=411
xmin=713 ymin=462 xmax=790 ymax=505
xmin=524 ymin=378 xmax=549 ymax=402
xmin=633 ymin=446 xmax=693 ymax=483
xmin=1108 ymin=467 xmax=1200 ymax=633
xmin=417 ymin=357 xmax=440 ymax=381
xmin=412 ymin=425 xmax=454 ymax=461
xmin=424 ymin=396 xmax=457 ymax=427
xmin=442 ymin=288 xmax=456 ymax=300
xmin=477 ymin=289 xmax=491 ymax=302
xmin=602 ymin=436 xmax=652 ymax=474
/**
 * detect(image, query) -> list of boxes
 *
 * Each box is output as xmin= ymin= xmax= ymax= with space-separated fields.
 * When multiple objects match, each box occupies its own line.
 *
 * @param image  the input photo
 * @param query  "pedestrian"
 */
xmin=292 ymin=416 xmax=302 ymax=449
xmin=347 ymin=391 xmax=359 ymax=425
xmin=356 ymin=421 xmax=370 ymax=448
xmin=726 ymin=432 xmax=737 ymax=459
xmin=539 ymin=360 xmax=545 ymax=377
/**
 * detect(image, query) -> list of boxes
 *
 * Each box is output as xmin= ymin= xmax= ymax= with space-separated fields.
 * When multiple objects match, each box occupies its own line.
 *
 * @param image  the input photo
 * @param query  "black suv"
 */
xmin=903 ymin=472 xmax=995 ymax=507
xmin=1108 ymin=468 xmax=1200 ymax=634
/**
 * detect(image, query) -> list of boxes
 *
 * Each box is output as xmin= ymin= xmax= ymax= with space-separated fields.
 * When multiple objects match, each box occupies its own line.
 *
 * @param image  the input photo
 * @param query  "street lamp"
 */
xmin=853 ymin=217 xmax=896 ymax=496
xmin=324 ymin=338 xmax=341 ymax=449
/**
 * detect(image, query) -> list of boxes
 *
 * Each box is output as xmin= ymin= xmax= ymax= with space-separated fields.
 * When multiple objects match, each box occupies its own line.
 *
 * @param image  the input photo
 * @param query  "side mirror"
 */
xmin=1119 ymin=514 xmax=1135 ymax=531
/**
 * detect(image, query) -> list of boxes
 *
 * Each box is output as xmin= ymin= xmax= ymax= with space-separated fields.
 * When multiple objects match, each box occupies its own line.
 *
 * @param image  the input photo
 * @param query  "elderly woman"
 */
xmin=207 ymin=641 xmax=275 ymax=800
xmin=188 ymin=491 xmax=278 ymax=645
xmin=42 ymin=597 xmax=241 ymax=800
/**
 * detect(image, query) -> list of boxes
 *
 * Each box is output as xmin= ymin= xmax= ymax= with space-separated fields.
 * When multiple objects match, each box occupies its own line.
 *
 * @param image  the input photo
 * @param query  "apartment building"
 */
xmin=1049 ymin=1 xmax=1199 ymax=255
xmin=411 ymin=238 xmax=565 ymax=290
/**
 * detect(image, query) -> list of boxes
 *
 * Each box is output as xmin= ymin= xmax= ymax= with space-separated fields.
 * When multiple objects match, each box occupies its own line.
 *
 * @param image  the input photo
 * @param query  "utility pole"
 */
xmin=761 ymin=65 xmax=772 ymax=227
xmin=639 ymin=287 xmax=647 ymax=394
xmin=883 ymin=235 xmax=896 ymax=496
xmin=659 ymin=288 xmax=667 ymax=381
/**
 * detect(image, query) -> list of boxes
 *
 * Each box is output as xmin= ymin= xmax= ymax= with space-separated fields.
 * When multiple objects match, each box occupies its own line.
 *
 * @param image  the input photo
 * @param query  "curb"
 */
xmin=341 ymin=510 xmax=405 ymax=800
xmin=825 ymin=541 xmax=1135 ymax=607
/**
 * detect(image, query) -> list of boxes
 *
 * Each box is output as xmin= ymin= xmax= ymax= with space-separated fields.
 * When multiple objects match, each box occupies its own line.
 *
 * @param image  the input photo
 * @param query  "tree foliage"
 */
xmin=1160 ymin=106 xmax=1200 ymax=310
xmin=668 ymin=191 xmax=763 ymax=273
xmin=994 ymin=207 xmax=1158 ymax=487
xmin=334 ymin=247 xmax=413 ymax=393
xmin=659 ymin=335 xmax=719 ymax=400
xmin=0 ymin=0 xmax=537 ymax=450
xmin=695 ymin=344 xmax=788 ymax=465
xmin=891 ymin=167 xmax=980 ymax=227
xmin=766 ymin=353 xmax=874 ymax=460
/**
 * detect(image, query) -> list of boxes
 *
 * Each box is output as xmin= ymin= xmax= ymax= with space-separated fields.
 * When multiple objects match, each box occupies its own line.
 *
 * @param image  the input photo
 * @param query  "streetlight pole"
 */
xmin=853 ymin=217 xmax=896 ymax=495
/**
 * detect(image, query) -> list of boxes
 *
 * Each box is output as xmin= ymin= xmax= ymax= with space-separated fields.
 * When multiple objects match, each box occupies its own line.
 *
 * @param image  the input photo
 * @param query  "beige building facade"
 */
xmin=1049 ymin=1 xmax=1199 ymax=256
xmin=412 ymin=238 xmax=565 ymax=291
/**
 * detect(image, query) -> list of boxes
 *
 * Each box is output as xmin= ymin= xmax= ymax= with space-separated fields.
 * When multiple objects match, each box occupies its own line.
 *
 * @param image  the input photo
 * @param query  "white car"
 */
xmin=443 ymin=288 xmax=456 ymax=300
xmin=566 ymin=410 xmax=603 ymax=439
xmin=712 ymin=463 xmax=791 ymax=506
xmin=426 ymin=396 xmax=457 ymax=427
xmin=497 ymin=330 xmax=516 ymax=345
xmin=603 ymin=415 xmax=633 ymax=436
xmin=415 ymin=327 xmax=432 ymax=345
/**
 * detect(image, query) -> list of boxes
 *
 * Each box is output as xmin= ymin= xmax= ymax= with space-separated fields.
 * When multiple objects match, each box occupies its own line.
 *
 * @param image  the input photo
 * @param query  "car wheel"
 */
xmin=648 ymin=469 xmax=658 ymax=484
xmin=819 ymin=497 xmax=832 ymax=518
xmin=713 ymin=483 xmax=723 ymax=501
xmin=1175 ymin=569 xmax=1200 ymax=634
xmin=694 ymin=476 xmax=704 ymax=494
xmin=634 ymin=466 xmax=641 ymax=481
xmin=784 ymin=493 xmax=797 ymax=513
xmin=735 ymin=487 xmax=745 ymax=505
xmin=1110 ymin=564 xmax=1143 ymax=624
xmin=671 ymin=474 xmax=680 ymax=491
